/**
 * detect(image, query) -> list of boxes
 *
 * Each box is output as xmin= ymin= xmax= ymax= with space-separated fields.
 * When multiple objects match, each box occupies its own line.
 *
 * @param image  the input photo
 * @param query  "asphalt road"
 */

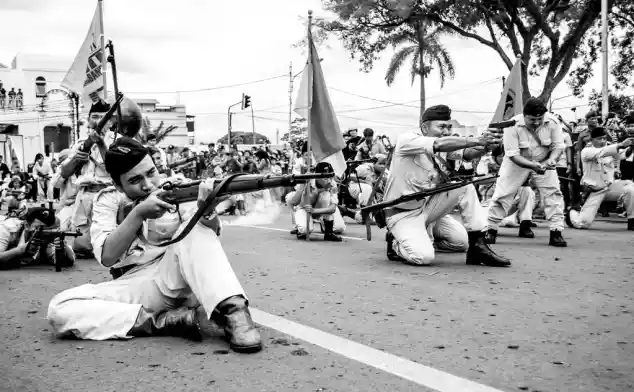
xmin=0 ymin=207 xmax=632 ymax=392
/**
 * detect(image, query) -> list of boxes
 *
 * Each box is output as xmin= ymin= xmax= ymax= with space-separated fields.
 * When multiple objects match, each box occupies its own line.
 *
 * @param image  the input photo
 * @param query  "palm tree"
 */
xmin=138 ymin=117 xmax=179 ymax=144
xmin=385 ymin=21 xmax=456 ymax=128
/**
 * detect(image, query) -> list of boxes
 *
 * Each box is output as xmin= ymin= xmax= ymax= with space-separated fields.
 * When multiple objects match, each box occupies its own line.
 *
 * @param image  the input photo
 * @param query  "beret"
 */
xmin=105 ymin=137 xmax=149 ymax=180
xmin=422 ymin=105 xmax=451 ymax=122
xmin=590 ymin=127 xmax=607 ymax=139
xmin=523 ymin=97 xmax=548 ymax=117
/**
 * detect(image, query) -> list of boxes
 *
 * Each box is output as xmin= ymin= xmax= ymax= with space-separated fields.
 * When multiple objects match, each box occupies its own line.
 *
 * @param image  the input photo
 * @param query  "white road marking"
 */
xmin=251 ymin=309 xmax=505 ymax=392
xmin=224 ymin=223 xmax=365 ymax=241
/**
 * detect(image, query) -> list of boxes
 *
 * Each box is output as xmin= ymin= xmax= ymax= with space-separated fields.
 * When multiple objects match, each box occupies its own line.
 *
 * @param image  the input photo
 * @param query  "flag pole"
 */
xmin=98 ymin=0 xmax=107 ymax=100
xmin=304 ymin=9 xmax=313 ymax=240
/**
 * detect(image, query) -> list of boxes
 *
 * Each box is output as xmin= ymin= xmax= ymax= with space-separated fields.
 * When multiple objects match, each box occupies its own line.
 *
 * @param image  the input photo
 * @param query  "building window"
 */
xmin=35 ymin=76 xmax=47 ymax=98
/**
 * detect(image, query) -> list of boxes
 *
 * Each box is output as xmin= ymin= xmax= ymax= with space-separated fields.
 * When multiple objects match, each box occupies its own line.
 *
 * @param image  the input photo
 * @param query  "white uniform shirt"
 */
xmin=90 ymin=187 xmax=197 ymax=269
xmin=504 ymin=113 xmax=565 ymax=162
xmin=556 ymin=132 xmax=573 ymax=168
xmin=65 ymin=132 xmax=116 ymax=187
xmin=383 ymin=132 xmax=461 ymax=210
xmin=580 ymin=144 xmax=619 ymax=190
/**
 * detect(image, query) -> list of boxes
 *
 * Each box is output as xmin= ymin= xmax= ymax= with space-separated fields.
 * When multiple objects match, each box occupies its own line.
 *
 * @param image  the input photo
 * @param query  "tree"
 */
xmin=317 ymin=0 xmax=630 ymax=102
xmin=139 ymin=117 xmax=179 ymax=144
xmin=280 ymin=118 xmax=307 ymax=143
xmin=587 ymin=89 xmax=634 ymax=116
xmin=567 ymin=1 xmax=634 ymax=94
xmin=384 ymin=22 xmax=455 ymax=124
xmin=216 ymin=131 xmax=271 ymax=145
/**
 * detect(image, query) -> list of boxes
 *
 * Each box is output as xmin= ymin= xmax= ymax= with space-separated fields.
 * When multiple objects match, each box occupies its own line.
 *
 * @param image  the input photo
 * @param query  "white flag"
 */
xmin=61 ymin=3 xmax=106 ymax=108
xmin=293 ymin=30 xmax=347 ymax=176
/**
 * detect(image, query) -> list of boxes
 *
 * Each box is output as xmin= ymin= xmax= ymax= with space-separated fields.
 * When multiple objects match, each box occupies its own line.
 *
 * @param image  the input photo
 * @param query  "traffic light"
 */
xmin=242 ymin=94 xmax=251 ymax=110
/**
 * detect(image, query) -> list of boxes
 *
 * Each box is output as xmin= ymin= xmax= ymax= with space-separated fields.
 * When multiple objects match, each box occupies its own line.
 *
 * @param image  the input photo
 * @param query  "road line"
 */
xmin=251 ymin=308 xmax=505 ymax=392
xmin=224 ymin=223 xmax=365 ymax=241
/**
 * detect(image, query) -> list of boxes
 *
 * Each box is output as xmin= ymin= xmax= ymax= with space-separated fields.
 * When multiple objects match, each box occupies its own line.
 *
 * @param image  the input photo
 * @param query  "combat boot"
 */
xmin=518 ymin=220 xmax=535 ymax=238
xmin=466 ymin=231 xmax=511 ymax=267
xmin=386 ymin=232 xmax=405 ymax=262
xmin=323 ymin=220 xmax=342 ymax=242
xmin=549 ymin=230 xmax=567 ymax=247
xmin=127 ymin=307 xmax=203 ymax=341
xmin=217 ymin=295 xmax=262 ymax=353
xmin=484 ymin=229 xmax=498 ymax=244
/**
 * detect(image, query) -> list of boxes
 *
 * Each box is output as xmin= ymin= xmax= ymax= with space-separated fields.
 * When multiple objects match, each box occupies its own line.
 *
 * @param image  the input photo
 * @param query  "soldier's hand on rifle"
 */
xmin=72 ymin=151 xmax=90 ymax=163
xmin=532 ymin=162 xmax=547 ymax=175
xmin=618 ymin=137 xmax=634 ymax=149
xmin=477 ymin=130 xmax=503 ymax=147
xmin=301 ymin=205 xmax=313 ymax=214
xmin=197 ymin=178 xmax=230 ymax=210
xmin=135 ymin=191 xmax=174 ymax=220
xmin=88 ymin=129 xmax=106 ymax=146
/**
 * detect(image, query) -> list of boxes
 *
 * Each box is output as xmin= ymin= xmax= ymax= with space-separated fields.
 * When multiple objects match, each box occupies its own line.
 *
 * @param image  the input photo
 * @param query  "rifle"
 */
xmin=489 ymin=119 xmax=517 ymax=129
xmin=346 ymin=158 xmax=377 ymax=166
xmin=78 ymin=92 xmax=125 ymax=154
xmin=360 ymin=175 xmax=498 ymax=233
xmin=123 ymin=172 xmax=334 ymax=247
xmin=27 ymin=228 xmax=81 ymax=272
xmin=168 ymin=156 xmax=197 ymax=169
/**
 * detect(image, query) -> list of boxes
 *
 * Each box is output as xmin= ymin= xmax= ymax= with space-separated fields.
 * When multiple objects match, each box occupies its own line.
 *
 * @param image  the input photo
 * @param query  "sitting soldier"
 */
xmin=287 ymin=162 xmax=346 ymax=241
xmin=47 ymin=137 xmax=262 ymax=353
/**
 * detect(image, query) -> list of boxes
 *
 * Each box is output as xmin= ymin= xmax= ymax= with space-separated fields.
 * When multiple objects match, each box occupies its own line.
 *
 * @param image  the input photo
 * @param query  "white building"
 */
xmin=0 ymin=53 xmax=194 ymax=169
xmin=134 ymin=98 xmax=191 ymax=147
xmin=0 ymin=54 xmax=73 ymax=168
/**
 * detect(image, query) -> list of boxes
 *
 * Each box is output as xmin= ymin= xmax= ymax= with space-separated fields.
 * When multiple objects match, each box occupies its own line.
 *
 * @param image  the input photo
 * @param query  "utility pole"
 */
xmin=251 ymin=105 xmax=256 ymax=143
xmin=227 ymin=99 xmax=241 ymax=147
xmin=288 ymin=61 xmax=293 ymax=140
xmin=601 ymin=0 xmax=609 ymax=120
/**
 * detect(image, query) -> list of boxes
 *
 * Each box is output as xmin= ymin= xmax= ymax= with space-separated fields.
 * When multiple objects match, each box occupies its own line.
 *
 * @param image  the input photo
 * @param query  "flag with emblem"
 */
xmin=294 ymin=29 xmax=347 ymax=176
xmin=491 ymin=57 xmax=524 ymax=123
xmin=61 ymin=1 xmax=107 ymax=107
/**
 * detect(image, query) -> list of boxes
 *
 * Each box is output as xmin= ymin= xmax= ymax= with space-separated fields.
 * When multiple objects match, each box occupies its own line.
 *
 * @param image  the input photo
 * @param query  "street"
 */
xmin=1 ymin=209 xmax=632 ymax=392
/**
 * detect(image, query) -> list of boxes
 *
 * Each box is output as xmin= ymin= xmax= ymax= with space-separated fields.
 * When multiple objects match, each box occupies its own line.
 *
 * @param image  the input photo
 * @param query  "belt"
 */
xmin=82 ymin=183 xmax=109 ymax=193
xmin=109 ymin=264 xmax=136 ymax=280
xmin=383 ymin=207 xmax=413 ymax=219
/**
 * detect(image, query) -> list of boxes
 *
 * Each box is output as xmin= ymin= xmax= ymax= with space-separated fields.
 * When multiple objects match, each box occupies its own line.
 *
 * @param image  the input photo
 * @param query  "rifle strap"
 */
xmin=146 ymin=173 xmax=245 ymax=247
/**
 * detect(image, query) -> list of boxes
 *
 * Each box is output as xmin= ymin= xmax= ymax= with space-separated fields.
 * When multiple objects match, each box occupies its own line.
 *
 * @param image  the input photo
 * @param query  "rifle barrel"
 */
xmin=158 ymin=173 xmax=333 ymax=204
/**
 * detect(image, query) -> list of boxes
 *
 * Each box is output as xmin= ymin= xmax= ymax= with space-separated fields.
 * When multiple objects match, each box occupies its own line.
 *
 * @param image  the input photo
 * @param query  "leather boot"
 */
xmin=549 ymin=230 xmax=567 ymax=247
xmin=484 ymin=229 xmax=497 ymax=244
xmin=518 ymin=220 xmax=535 ymax=238
xmin=217 ymin=295 xmax=262 ymax=353
xmin=323 ymin=220 xmax=342 ymax=242
xmin=466 ymin=231 xmax=511 ymax=267
xmin=386 ymin=232 xmax=404 ymax=262
xmin=628 ymin=219 xmax=634 ymax=231
xmin=127 ymin=307 xmax=203 ymax=341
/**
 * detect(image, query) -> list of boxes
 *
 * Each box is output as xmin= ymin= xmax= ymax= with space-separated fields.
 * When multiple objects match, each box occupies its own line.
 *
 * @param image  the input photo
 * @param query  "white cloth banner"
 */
xmin=61 ymin=3 xmax=106 ymax=108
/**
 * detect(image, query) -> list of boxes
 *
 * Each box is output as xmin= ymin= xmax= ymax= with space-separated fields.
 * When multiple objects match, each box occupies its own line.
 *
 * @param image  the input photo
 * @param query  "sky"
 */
xmin=0 ymin=0 xmax=620 ymax=144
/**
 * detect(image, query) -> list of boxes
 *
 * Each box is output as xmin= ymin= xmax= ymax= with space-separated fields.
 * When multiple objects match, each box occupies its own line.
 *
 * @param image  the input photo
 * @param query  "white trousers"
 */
xmin=427 ymin=216 xmax=468 ymax=253
xmin=569 ymin=180 xmax=634 ymax=229
xmin=482 ymin=186 xmax=536 ymax=227
xmin=488 ymin=160 xmax=564 ymax=231
xmin=294 ymin=208 xmax=346 ymax=235
xmin=386 ymin=184 xmax=485 ymax=265
xmin=47 ymin=222 xmax=246 ymax=340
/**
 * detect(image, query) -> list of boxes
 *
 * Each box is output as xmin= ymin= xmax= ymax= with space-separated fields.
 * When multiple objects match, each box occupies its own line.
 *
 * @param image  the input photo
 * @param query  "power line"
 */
xmin=127 ymin=74 xmax=288 ymax=95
